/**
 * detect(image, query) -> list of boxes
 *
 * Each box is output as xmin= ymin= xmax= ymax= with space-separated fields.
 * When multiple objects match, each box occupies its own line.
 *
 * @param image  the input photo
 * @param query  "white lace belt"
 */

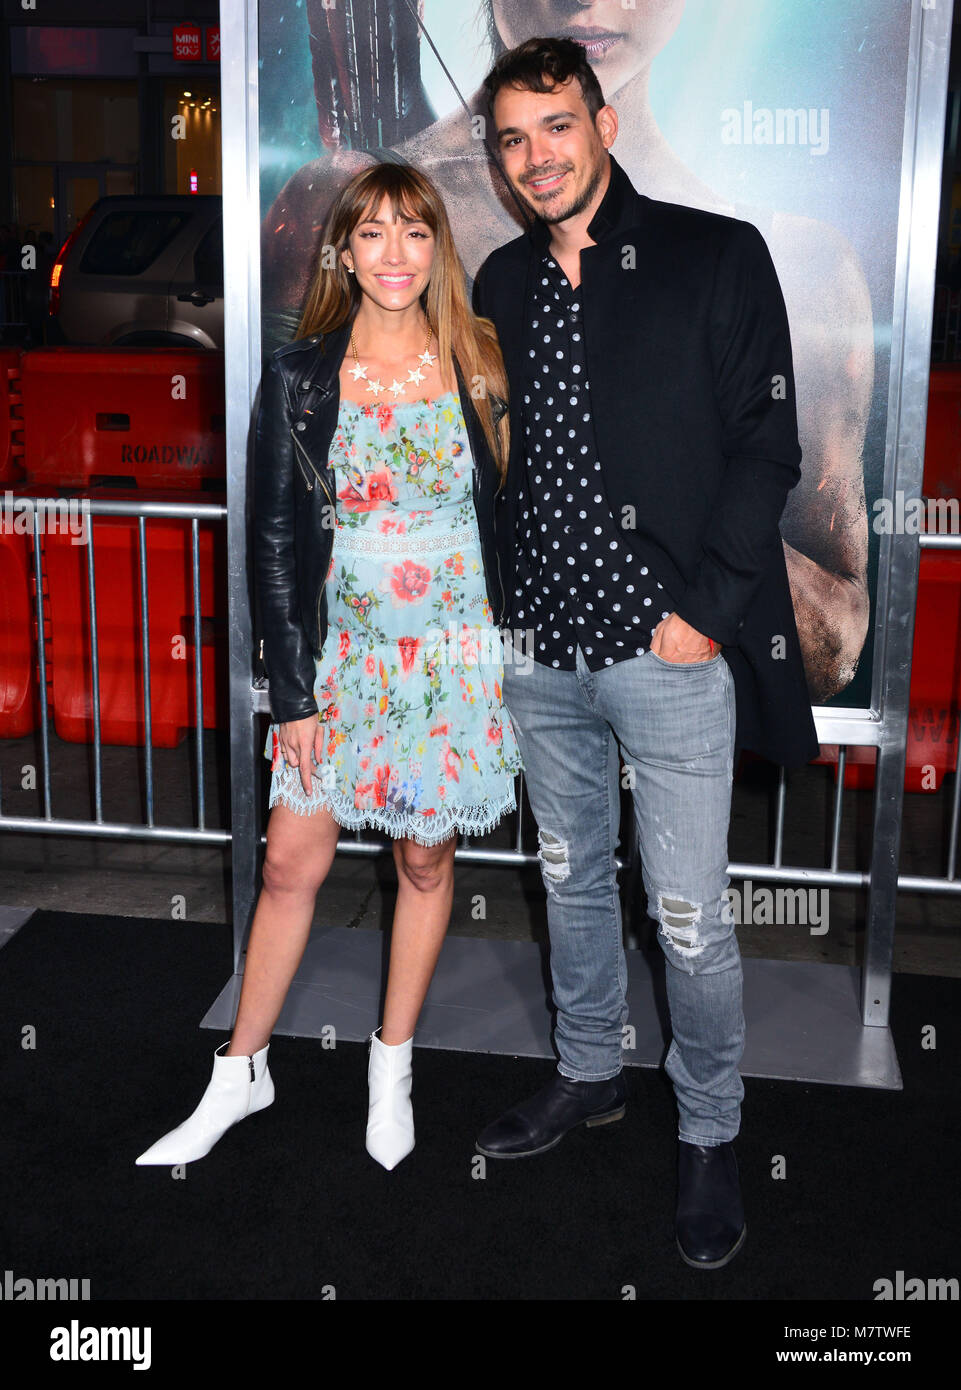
xmin=333 ymin=522 xmax=478 ymax=556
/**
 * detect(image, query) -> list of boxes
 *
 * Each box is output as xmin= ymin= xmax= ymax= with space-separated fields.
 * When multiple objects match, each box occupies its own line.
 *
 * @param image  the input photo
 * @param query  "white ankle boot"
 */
xmin=135 ymin=1041 xmax=274 ymax=1165
xmin=365 ymin=1028 xmax=414 ymax=1170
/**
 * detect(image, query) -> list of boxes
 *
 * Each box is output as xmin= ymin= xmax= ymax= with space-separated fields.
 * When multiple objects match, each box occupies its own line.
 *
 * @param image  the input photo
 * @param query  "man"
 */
xmin=471 ymin=37 xmax=819 ymax=1270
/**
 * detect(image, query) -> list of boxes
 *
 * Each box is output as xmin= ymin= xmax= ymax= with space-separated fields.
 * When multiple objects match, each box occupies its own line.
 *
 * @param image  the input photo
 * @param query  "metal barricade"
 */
xmin=2 ymin=499 xmax=956 ymax=879
xmin=0 ymin=496 xmax=228 ymax=846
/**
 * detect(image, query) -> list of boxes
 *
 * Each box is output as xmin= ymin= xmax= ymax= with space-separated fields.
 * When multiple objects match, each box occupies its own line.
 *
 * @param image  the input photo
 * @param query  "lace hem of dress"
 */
xmin=267 ymin=781 xmax=518 ymax=848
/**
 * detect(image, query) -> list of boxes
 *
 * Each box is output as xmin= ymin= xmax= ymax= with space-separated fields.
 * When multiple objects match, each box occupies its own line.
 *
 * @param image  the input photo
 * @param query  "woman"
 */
xmin=135 ymin=161 xmax=521 ymax=1171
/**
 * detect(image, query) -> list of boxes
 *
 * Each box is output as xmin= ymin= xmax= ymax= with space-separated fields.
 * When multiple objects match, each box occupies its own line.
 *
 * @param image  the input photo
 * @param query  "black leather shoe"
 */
xmin=675 ymin=1139 xmax=746 ymax=1269
xmin=475 ymin=1070 xmax=627 ymax=1158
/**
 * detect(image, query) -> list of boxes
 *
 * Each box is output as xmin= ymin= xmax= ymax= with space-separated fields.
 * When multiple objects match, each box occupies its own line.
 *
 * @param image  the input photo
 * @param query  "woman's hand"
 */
xmin=278 ymin=715 xmax=326 ymax=797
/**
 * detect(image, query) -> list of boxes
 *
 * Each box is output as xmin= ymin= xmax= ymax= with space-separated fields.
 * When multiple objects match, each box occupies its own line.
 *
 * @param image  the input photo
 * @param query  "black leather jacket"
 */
xmin=253 ymin=319 xmax=508 ymax=724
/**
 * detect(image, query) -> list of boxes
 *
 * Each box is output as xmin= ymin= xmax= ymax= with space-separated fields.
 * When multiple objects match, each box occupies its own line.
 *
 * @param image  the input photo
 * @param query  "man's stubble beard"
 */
xmin=522 ymin=150 xmax=608 ymax=227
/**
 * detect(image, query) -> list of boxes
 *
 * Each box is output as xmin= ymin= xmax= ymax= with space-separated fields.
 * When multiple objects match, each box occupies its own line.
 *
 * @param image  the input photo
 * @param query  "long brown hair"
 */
xmin=295 ymin=162 xmax=510 ymax=480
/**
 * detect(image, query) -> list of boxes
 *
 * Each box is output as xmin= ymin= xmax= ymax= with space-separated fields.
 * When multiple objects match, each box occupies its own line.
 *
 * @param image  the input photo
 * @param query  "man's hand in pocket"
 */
xmin=650 ymin=613 xmax=718 ymax=663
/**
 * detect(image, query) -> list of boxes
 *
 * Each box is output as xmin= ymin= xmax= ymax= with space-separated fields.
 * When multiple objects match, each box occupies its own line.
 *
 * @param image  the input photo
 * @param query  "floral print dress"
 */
xmin=264 ymin=391 xmax=522 ymax=845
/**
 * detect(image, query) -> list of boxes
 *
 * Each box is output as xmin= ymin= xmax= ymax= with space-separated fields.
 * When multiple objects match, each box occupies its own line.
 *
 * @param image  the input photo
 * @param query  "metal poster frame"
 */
xmin=218 ymin=0 xmax=955 ymax=1028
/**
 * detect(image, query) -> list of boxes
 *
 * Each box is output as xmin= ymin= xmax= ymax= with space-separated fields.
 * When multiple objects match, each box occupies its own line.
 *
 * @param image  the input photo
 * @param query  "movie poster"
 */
xmin=257 ymin=0 xmax=917 ymax=711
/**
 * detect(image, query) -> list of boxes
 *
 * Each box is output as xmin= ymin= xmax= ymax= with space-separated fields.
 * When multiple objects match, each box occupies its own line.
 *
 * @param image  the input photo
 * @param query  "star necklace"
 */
xmin=349 ymin=324 xmax=437 ymax=399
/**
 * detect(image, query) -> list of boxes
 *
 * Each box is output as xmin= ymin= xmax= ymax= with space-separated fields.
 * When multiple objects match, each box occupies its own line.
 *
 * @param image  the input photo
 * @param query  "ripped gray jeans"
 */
xmin=502 ymin=641 xmax=742 ymax=1146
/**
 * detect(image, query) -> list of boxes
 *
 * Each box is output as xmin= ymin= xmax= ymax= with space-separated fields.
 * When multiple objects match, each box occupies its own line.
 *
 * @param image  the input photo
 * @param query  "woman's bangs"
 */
xmin=353 ymin=177 xmax=436 ymax=235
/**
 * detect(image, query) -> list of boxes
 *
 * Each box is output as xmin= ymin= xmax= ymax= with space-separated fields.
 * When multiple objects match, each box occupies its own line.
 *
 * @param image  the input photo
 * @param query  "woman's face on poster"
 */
xmin=492 ymin=0 xmax=686 ymax=95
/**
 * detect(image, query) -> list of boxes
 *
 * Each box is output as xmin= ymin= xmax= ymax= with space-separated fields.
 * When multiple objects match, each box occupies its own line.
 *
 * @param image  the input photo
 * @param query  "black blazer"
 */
xmin=253 ymin=319 xmax=508 ymax=725
xmin=472 ymin=153 xmax=819 ymax=769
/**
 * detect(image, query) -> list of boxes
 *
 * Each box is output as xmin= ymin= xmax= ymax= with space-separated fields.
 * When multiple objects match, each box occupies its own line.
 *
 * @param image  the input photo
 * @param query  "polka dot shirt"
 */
xmin=509 ymin=252 xmax=673 ymax=671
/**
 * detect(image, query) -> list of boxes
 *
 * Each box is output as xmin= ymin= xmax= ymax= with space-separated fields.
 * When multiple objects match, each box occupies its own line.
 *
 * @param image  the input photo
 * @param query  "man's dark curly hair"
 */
xmin=482 ymin=35 xmax=607 ymax=124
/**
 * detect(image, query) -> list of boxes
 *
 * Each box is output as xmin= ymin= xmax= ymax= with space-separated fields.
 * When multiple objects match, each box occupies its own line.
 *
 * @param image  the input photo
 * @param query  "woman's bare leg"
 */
xmin=380 ymin=834 xmax=457 ymax=1045
xmin=226 ymin=801 xmax=341 ymax=1056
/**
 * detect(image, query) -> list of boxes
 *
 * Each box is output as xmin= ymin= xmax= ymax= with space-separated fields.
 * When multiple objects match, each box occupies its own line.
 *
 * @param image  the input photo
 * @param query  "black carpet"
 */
xmin=1 ymin=909 xmax=958 ymax=1307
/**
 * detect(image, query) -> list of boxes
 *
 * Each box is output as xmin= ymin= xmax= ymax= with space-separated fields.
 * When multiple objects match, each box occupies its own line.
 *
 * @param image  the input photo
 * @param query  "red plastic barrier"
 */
xmin=0 ymin=347 xmax=25 ymax=485
xmin=817 ymin=551 xmax=960 ymax=792
xmin=815 ymin=367 xmax=961 ymax=791
xmin=41 ymin=490 xmax=227 ymax=746
xmin=923 ymin=365 xmax=961 ymax=500
xmin=20 ymin=348 xmax=225 ymax=490
xmin=0 ymin=521 xmax=40 ymax=738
